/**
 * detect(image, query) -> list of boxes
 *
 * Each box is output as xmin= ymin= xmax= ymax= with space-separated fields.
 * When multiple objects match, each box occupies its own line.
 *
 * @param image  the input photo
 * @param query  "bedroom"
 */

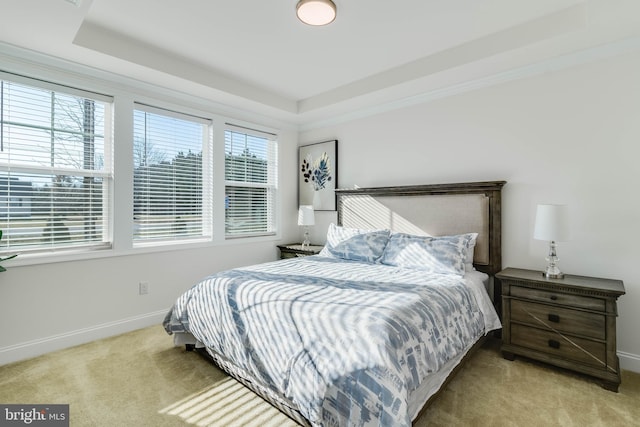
xmin=1 ymin=0 xmax=639 ymax=425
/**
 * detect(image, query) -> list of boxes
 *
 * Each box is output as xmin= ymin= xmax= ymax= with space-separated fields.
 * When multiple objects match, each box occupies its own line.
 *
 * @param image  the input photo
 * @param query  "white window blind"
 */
xmin=0 ymin=76 xmax=112 ymax=254
xmin=225 ymin=126 xmax=277 ymax=237
xmin=133 ymin=104 xmax=212 ymax=244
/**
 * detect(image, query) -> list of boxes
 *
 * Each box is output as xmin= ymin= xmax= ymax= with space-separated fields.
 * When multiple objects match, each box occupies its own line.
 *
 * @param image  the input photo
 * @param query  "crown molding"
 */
xmin=299 ymin=36 xmax=640 ymax=132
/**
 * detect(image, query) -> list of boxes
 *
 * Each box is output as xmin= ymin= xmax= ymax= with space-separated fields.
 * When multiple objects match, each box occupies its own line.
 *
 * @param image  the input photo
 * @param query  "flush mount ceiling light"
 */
xmin=296 ymin=0 xmax=337 ymax=26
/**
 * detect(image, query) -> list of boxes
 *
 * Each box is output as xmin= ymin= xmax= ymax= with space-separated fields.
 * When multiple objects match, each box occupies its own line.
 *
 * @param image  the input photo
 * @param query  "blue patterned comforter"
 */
xmin=164 ymin=256 xmax=499 ymax=426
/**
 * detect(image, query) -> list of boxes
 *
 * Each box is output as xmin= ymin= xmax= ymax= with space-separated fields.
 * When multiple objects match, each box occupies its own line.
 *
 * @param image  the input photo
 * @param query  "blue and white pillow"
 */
xmin=319 ymin=223 xmax=391 ymax=263
xmin=380 ymin=232 xmax=476 ymax=275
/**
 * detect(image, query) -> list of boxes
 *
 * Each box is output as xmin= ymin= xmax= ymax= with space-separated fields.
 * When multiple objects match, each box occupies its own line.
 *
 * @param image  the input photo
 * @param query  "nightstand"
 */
xmin=497 ymin=267 xmax=625 ymax=391
xmin=277 ymin=243 xmax=324 ymax=259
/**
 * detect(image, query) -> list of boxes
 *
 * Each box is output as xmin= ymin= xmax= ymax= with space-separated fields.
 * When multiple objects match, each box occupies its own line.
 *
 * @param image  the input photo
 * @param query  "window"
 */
xmin=0 ymin=75 xmax=112 ymax=254
xmin=133 ymin=104 xmax=212 ymax=244
xmin=225 ymin=126 xmax=277 ymax=237
xmin=0 ymin=67 xmax=280 ymax=264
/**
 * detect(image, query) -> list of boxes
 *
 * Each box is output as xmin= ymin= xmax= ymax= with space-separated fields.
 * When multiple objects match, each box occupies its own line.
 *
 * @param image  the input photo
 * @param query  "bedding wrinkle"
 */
xmin=284 ymin=285 xmax=344 ymax=411
xmin=232 ymin=279 xmax=279 ymax=391
xmin=245 ymin=280 xmax=294 ymax=394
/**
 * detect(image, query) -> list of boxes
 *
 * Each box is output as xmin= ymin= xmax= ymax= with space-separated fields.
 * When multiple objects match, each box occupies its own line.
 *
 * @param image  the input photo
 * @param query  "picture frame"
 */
xmin=298 ymin=140 xmax=338 ymax=211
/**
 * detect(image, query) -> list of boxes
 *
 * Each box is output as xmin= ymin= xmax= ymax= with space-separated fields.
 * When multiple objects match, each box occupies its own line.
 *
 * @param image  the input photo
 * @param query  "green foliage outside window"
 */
xmin=0 ymin=230 xmax=18 ymax=272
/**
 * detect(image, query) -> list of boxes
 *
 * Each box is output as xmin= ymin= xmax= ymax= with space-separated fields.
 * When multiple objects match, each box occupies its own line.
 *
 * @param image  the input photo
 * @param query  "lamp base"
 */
xmin=301 ymin=226 xmax=310 ymax=249
xmin=542 ymin=271 xmax=565 ymax=280
xmin=542 ymin=240 xmax=564 ymax=279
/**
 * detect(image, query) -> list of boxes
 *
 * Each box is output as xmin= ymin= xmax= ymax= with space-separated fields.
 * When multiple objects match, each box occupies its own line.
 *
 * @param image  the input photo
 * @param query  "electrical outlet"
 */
xmin=139 ymin=281 xmax=149 ymax=295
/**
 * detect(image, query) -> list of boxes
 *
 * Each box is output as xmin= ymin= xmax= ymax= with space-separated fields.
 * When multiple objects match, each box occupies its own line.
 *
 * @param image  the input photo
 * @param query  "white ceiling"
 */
xmin=1 ymin=0 xmax=639 ymax=126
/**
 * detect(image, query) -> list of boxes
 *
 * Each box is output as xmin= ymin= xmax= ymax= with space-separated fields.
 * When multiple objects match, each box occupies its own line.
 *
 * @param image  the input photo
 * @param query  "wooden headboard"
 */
xmin=335 ymin=181 xmax=506 ymax=303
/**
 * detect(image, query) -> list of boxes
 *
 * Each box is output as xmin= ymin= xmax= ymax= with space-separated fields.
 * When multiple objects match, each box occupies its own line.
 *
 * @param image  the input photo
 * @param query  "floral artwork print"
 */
xmin=298 ymin=140 xmax=337 ymax=211
xmin=301 ymin=152 xmax=332 ymax=191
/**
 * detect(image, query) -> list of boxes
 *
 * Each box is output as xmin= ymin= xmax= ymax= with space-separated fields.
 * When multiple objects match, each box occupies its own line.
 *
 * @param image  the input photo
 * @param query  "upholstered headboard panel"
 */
xmin=337 ymin=193 xmax=490 ymax=265
xmin=335 ymin=181 xmax=506 ymax=297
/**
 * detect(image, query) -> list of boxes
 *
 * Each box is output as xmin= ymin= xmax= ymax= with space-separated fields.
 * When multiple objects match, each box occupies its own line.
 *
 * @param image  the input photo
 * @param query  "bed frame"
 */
xmin=193 ymin=180 xmax=506 ymax=425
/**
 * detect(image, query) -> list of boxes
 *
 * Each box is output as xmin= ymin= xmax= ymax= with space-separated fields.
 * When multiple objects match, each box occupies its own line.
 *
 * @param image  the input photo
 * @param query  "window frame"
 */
xmin=132 ymin=102 xmax=214 ymax=248
xmin=224 ymin=124 xmax=278 ymax=239
xmin=0 ymin=71 xmax=114 ymax=256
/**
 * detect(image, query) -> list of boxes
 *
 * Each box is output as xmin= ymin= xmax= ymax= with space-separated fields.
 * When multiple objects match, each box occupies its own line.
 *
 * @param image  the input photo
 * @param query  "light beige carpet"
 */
xmin=1 ymin=326 xmax=638 ymax=426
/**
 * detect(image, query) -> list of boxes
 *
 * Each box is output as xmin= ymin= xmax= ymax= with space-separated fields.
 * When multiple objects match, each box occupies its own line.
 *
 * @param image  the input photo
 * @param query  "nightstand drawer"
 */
xmin=511 ymin=323 xmax=606 ymax=368
xmin=511 ymin=300 xmax=606 ymax=340
xmin=511 ymin=286 xmax=605 ymax=312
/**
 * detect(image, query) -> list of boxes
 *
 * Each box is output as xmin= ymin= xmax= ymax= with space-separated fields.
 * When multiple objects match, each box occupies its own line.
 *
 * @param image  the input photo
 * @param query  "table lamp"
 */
xmin=533 ymin=204 xmax=569 ymax=279
xmin=298 ymin=205 xmax=315 ymax=248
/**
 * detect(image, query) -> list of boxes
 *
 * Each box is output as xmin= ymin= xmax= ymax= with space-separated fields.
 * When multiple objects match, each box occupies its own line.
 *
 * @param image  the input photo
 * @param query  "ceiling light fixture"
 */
xmin=296 ymin=0 xmax=337 ymax=26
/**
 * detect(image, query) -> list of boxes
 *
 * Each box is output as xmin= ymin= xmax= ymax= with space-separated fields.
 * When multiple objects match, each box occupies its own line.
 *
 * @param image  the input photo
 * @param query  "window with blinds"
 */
xmin=225 ymin=127 xmax=277 ymax=237
xmin=0 ymin=76 xmax=112 ymax=254
xmin=133 ymin=104 xmax=212 ymax=244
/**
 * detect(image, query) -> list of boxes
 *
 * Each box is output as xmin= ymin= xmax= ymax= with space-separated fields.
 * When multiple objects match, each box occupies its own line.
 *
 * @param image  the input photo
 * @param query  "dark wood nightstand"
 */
xmin=497 ymin=267 xmax=625 ymax=391
xmin=277 ymin=243 xmax=324 ymax=259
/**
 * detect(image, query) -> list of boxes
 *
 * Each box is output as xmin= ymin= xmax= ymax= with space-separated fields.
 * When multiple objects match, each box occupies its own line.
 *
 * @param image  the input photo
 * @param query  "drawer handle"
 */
xmin=548 ymin=314 xmax=560 ymax=323
xmin=550 ymin=295 xmax=558 ymax=301
xmin=548 ymin=339 xmax=561 ymax=349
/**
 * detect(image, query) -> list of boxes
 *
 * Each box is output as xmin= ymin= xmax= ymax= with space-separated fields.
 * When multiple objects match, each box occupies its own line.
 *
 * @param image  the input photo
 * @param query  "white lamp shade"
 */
xmin=533 ymin=204 xmax=569 ymax=242
xmin=298 ymin=205 xmax=315 ymax=226
xmin=296 ymin=0 xmax=337 ymax=26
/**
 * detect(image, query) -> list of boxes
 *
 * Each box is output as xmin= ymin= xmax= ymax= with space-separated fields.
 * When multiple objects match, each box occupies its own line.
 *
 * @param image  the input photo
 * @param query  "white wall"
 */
xmin=300 ymin=50 xmax=640 ymax=372
xmin=0 ymin=242 xmax=267 ymax=358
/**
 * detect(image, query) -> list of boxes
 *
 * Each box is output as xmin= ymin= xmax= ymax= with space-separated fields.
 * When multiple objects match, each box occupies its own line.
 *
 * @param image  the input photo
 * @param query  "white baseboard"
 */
xmin=619 ymin=351 xmax=640 ymax=374
xmin=0 ymin=310 xmax=167 ymax=366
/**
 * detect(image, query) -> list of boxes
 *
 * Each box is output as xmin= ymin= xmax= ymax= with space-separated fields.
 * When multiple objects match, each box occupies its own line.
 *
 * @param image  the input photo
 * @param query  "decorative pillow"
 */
xmin=465 ymin=232 xmax=479 ymax=272
xmin=380 ymin=232 xmax=475 ymax=275
xmin=319 ymin=223 xmax=391 ymax=263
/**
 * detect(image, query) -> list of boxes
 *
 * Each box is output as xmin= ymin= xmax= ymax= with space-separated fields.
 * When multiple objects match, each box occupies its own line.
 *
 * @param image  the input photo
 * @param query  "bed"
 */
xmin=164 ymin=180 xmax=506 ymax=426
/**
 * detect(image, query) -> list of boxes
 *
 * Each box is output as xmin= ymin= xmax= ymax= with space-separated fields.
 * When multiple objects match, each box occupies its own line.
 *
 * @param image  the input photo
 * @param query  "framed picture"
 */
xmin=298 ymin=140 xmax=338 ymax=211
